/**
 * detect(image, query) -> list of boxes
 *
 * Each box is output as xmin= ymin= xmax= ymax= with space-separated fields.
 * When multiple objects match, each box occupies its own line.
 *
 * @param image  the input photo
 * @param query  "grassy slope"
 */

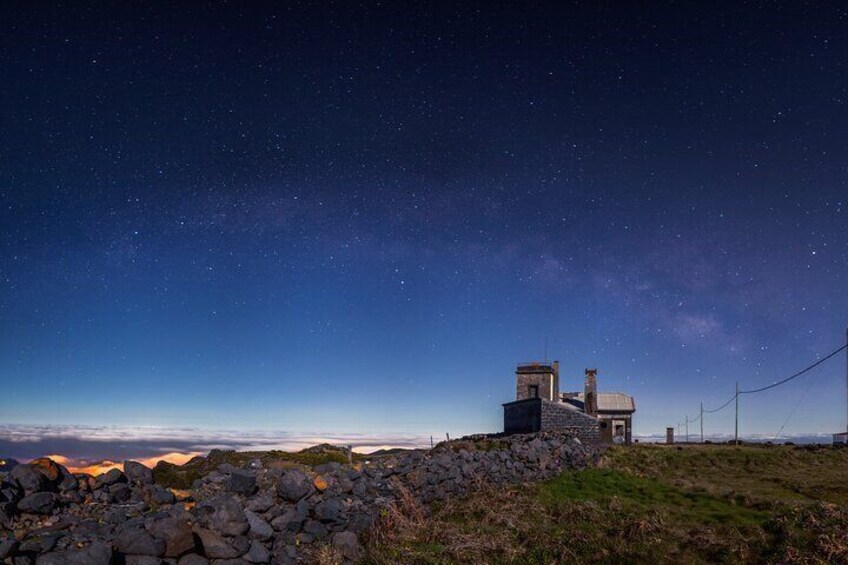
xmin=363 ymin=444 xmax=848 ymax=564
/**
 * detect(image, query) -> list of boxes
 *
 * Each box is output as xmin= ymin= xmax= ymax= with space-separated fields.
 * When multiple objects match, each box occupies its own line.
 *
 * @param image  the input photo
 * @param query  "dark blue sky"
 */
xmin=2 ymin=2 xmax=847 ymax=444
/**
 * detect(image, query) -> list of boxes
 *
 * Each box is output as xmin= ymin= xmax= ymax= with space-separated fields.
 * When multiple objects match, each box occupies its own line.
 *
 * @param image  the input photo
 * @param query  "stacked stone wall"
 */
xmin=0 ymin=433 xmax=604 ymax=564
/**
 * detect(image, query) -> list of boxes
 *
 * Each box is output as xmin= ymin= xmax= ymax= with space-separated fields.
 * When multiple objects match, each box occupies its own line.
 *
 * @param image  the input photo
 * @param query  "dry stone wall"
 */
xmin=0 ymin=432 xmax=603 ymax=564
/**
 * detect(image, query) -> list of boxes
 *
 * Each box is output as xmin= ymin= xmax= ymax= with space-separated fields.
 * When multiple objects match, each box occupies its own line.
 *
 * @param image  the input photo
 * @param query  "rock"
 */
xmin=302 ymin=519 xmax=327 ymax=540
xmin=145 ymin=484 xmax=176 ymax=505
xmin=245 ymin=495 xmax=273 ymax=513
xmin=1 ymin=501 xmax=17 ymax=526
xmin=347 ymin=511 xmax=373 ymax=533
xmin=16 ymin=492 xmax=56 ymax=514
xmin=244 ymin=540 xmax=271 ymax=563
xmin=332 ymin=531 xmax=361 ymax=561
xmin=270 ymin=512 xmax=298 ymax=533
xmin=114 ymin=525 xmax=166 ymax=557
xmin=193 ymin=528 xmax=241 ymax=560
xmin=19 ymin=532 xmax=62 ymax=553
xmin=149 ymin=517 xmax=195 ymax=557
xmin=227 ymin=471 xmax=256 ymax=496
xmin=314 ymin=497 xmax=344 ymax=524
xmin=277 ymin=470 xmax=312 ymax=502
xmin=124 ymin=557 xmax=166 ymax=565
xmin=57 ymin=470 xmax=79 ymax=492
xmin=29 ymin=458 xmax=63 ymax=482
xmin=178 ymin=554 xmax=209 ymax=565
xmin=96 ymin=468 xmax=127 ymax=488
xmin=124 ymin=461 xmax=154 ymax=486
xmin=35 ymin=542 xmax=112 ymax=565
xmin=244 ymin=510 xmax=273 ymax=541
xmin=0 ymin=538 xmax=18 ymax=561
xmin=10 ymin=465 xmax=46 ymax=494
xmin=208 ymin=496 xmax=249 ymax=536
xmin=109 ymin=482 xmax=131 ymax=502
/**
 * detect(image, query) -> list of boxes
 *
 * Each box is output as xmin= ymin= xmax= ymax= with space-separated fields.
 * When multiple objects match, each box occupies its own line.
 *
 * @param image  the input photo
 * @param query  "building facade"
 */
xmin=503 ymin=362 xmax=636 ymax=444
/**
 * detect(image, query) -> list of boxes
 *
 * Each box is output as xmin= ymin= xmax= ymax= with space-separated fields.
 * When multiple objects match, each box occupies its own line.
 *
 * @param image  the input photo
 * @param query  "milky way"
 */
xmin=1 ymin=3 xmax=847 ymax=447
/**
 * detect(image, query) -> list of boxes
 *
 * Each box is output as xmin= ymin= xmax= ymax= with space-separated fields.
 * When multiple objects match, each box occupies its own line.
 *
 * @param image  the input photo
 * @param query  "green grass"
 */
xmin=363 ymin=443 xmax=848 ymax=564
xmin=603 ymin=444 xmax=848 ymax=506
xmin=539 ymin=468 xmax=770 ymax=528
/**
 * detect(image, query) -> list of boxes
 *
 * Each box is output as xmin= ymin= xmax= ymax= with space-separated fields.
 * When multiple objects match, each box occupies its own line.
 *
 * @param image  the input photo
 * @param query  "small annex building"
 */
xmin=503 ymin=362 xmax=636 ymax=444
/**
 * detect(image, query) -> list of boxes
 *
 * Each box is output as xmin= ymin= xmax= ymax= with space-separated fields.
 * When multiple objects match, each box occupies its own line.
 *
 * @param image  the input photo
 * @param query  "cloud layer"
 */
xmin=0 ymin=424 xmax=431 ymax=470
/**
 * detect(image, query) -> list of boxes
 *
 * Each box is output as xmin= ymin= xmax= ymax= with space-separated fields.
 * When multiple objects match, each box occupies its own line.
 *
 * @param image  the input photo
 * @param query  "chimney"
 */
xmin=552 ymin=360 xmax=560 ymax=401
xmin=584 ymin=368 xmax=598 ymax=416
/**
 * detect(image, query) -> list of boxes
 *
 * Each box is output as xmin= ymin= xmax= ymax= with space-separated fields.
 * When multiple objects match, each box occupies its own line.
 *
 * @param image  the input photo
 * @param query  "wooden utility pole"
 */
xmin=685 ymin=415 xmax=689 ymax=443
xmin=734 ymin=381 xmax=739 ymax=445
xmin=700 ymin=402 xmax=704 ymax=443
xmin=845 ymin=327 xmax=848 ymax=434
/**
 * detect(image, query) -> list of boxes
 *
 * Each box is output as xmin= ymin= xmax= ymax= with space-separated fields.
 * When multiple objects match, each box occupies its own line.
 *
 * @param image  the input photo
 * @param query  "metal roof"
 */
xmin=596 ymin=393 xmax=635 ymax=412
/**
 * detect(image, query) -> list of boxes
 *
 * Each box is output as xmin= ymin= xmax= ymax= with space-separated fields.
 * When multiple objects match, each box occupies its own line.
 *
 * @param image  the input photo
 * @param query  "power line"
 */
xmin=680 ymin=342 xmax=848 ymax=439
xmin=740 ymin=344 xmax=847 ymax=395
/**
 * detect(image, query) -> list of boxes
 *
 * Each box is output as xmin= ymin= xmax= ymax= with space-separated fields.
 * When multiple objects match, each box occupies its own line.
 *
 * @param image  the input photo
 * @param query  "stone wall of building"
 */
xmin=539 ymin=399 xmax=600 ymax=442
xmin=504 ymin=399 xmax=600 ymax=443
xmin=516 ymin=370 xmax=556 ymax=401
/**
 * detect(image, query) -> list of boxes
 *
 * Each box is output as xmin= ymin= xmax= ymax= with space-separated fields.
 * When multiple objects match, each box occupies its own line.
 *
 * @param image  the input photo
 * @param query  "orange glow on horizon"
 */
xmin=32 ymin=451 xmax=203 ymax=476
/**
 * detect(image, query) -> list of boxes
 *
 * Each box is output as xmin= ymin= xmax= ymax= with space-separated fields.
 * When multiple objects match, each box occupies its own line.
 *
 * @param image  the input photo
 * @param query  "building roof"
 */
xmin=597 ymin=392 xmax=635 ymax=412
xmin=515 ymin=362 xmax=556 ymax=374
xmin=561 ymin=391 xmax=635 ymax=413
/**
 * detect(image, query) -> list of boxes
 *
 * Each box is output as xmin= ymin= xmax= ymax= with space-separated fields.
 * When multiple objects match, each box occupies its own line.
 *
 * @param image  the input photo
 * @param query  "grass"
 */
xmin=362 ymin=444 xmax=848 ymax=564
xmin=604 ymin=443 xmax=848 ymax=506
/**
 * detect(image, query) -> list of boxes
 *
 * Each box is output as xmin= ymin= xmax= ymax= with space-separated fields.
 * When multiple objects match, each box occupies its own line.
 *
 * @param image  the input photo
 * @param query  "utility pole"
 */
xmin=685 ymin=415 xmax=689 ymax=443
xmin=700 ymin=402 xmax=704 ymax=443
xmin=734 ymin=381 xmax=739 ymax=445
xmin=845 ymin=327 xmax=847 ymax=434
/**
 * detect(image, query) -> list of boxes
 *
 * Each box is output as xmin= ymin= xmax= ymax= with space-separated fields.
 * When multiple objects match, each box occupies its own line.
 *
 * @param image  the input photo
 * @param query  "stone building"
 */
xmin=503 ymin=362 xmax=636 ymax=444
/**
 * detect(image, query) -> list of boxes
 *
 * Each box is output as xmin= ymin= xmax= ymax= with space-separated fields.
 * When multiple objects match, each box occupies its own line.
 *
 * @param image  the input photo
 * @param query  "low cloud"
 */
xmin=0 ymin=424 xmax=431 ymax=471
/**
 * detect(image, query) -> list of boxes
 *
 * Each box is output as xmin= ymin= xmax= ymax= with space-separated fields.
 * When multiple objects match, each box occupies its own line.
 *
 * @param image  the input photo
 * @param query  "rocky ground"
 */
xmin=0 ymin=432 xmax=603 ymax=564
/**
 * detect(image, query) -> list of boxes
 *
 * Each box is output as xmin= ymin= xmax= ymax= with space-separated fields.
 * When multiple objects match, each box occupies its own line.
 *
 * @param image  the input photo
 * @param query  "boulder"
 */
xmin=0 ymin=538 xmax=18 ymax=561
xmin=277 ymin=470 xmax=312 ymax=502
xmin=16 ymin=492 xmax=56 ymax=515
xmin=11 ymin=464 xmax=46 ymax=494
xmin=332 ymin=531 xmax=361 ymax=561
xmin=149 ymin=517 xmax=195 ymax=557
xmin=208 ymin=496 xmax=249 ymax=536
xmin=124 ymin=556 xmax=166 ymax=565
xmin=244 ymin=510 xmax=273 ymax=541
xmin=314 ymin=497 xmax=345 ymax=524
xmin=113 ymin=525 xmax=166 ymax=557
xmin=19 ymin=532 xmax=62 ymax=553
xmin=124 ymin=461 xmax=154 ymax=486
xmin=144 ymin=484 xmax=176 ymax=505
xmin=194 ymin=528 xmax=242 ymax=560
xmin=244 ymin=540 xmax=271 ymax=563
xmin=35 ymin=542 xmax=112 ymax=565
xmin=177 ymin=554 xmax=209 ymax=565
xmin=96 ymin=468 xmax=127 ymax=488
xmin=227 ymin=471 xmax=257 ymax=496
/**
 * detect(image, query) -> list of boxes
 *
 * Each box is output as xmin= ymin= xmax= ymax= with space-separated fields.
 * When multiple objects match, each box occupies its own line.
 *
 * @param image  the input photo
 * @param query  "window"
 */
xmin=528 ymin=384 xmax=539 ymax=398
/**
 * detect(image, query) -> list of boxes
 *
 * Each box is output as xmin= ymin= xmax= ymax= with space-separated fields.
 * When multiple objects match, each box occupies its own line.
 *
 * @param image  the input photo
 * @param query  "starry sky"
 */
xmin=2 ymin=2 xmax=847 ymax=457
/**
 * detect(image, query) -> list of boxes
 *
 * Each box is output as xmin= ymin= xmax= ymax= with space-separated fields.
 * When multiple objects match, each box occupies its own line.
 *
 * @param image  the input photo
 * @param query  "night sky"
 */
xmin=2 ymin=2 xmax=847 ymax=458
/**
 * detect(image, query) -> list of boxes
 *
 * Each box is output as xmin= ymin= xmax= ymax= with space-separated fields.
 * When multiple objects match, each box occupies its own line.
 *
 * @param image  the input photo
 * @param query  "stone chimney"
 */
xmin=584 ymin=368 xmax=598 ymax=416
xmin=552 ymin=360 xmax=560 ymax=400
